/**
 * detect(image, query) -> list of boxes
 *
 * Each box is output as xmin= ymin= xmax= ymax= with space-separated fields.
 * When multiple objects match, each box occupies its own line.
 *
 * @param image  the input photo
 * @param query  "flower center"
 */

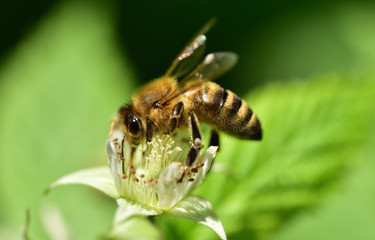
xmin=112 ymin=134 xmax=185 ymax=207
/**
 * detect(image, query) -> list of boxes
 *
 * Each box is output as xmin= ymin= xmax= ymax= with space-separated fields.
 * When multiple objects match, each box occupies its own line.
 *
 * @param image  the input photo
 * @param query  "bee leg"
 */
xmin=185 ymin=146 xmax=200 ymax=167
xmin=178 ymin=112 xmax=204 ymax=183
xmin=184 ymin=112 xmax=204 ymax=167
xmin=168 ymin=101 xmax=184 ymax=133
xmin=189 ymin=112 xmax=204 ymax=149
xmin=146 ymin=119 xmax=153 ymax=142
xmin=209 ymin=129 xmax=220 ymax=150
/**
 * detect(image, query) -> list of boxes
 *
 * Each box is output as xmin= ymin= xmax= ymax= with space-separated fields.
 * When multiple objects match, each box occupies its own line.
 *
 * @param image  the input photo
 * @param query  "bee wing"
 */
xmin=164 ymin=19 xmax=216 ymax=78
xmin=181 ymin=52 xmax=238 ymax=82
xmin=161 ymin=52 xmax=238 ymax=104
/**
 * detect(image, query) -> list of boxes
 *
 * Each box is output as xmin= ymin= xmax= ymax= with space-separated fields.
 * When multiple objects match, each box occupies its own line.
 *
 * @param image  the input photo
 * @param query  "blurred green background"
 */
xmin=0 ymin=0 xmax=374 ymax=239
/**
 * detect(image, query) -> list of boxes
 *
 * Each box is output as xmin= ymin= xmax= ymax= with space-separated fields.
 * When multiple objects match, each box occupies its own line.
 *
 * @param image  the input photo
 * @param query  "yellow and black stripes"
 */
xmin=194 ymin=82 xmax=262 ymax=140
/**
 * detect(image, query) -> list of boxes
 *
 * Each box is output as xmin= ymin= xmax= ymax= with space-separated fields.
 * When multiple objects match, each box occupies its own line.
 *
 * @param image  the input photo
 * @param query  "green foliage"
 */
xmin=1 ymin=0 xmax=375 ymax=239
xmin=157 ymin=75 xmax=375 ymax=240
xmin=106 ymin=217 xmax=161 ymax=240
xmin=0 ymin=1 xmax=136 ymax=239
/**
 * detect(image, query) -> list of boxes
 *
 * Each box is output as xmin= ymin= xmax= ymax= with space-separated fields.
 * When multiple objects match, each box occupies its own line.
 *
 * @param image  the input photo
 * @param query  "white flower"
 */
xmin=47 ymin=117 xmax=226 ymax=240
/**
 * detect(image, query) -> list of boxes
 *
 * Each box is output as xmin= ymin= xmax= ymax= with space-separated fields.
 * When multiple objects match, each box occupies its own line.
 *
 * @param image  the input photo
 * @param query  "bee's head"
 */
xmin=119 ymin=104 xmax=144 ymax=143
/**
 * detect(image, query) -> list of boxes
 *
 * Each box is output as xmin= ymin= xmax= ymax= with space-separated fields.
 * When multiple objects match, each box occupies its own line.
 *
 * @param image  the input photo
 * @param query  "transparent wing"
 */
xmin=165 ymin=19 xmax=216 ymax=78
xmin=161 ymin=52 xmax=238 ymax=104
xmin=182 ymin=52 xmax=238 ymax=82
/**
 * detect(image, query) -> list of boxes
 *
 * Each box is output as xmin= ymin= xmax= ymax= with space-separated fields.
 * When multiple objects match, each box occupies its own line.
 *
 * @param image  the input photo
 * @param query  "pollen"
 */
xmin=107 ymin=117 xmax=217 ymax=209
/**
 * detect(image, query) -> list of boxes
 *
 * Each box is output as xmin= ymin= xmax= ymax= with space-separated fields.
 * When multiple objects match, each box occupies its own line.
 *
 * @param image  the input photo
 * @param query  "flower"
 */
xmin=47 ymin=116 xmax=226 ymax=240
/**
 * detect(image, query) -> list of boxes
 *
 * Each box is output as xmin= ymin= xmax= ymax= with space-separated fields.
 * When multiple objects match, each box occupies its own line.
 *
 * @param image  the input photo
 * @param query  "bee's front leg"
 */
xmin=184 ymin=112 xmax=204 ymax=167
xmin=146 ymin=119 xmax=154 ymax=142
xmin=168 ymin=101 xmax=184 ymax=133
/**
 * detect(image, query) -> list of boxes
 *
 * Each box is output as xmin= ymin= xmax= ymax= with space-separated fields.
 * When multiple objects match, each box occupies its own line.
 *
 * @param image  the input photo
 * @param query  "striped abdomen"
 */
xmin=192 ymin=82 xmax=262 ymax=140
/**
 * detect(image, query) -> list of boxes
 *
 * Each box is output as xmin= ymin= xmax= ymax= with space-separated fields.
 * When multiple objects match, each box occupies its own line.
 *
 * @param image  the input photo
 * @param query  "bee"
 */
xmin=117 ymin=20 xmax=262 ymax=167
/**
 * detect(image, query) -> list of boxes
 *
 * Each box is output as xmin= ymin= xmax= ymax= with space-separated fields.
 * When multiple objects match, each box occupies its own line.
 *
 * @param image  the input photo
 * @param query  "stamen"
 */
xmin=121 ymin=135 xmax=125 ymax=158
xmin=114 ymin=132 xmax=205 ymax=208
xmin=120 ymin=135 xmax=126 ymax=175
xmin=121 ymin=162 xmax=125 ymax=175
xmin=197 ymin=163 xmax=204 ymax=168
xmin=132 ymin=176 xmax=139 ymax=182
xmin=150 ymin=179 xmax=158 ymax=187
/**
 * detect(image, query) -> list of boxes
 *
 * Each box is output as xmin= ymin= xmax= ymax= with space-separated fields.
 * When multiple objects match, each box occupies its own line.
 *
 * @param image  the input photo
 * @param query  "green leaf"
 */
xmin=106 ymin=216 xmax=161 ymax=240
xmin=220 ymin=76 xmax=374 ymax=239
xmin=0 ymin=0 xmax=137 ymax=238
xmin=22 ymin=209 xmax=31 ymax=240
xmin=46 ymin=166 xmax=119 ymax=199
xmin=163 ymin=75 xmax=375 ymax=240
xmin=165 ymin=195 xmax=226 ymax=240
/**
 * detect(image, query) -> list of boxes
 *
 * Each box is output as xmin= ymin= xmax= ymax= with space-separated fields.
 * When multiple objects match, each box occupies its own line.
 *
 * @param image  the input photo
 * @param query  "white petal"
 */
xmin=157 ymin=146 xmax=218 ymax=210
xmin=46 ymin=166 xmax=119 ymax=199
xmin=165 ymin=195 xmax=226 ymax=240
xmin=157 ymin=162 xmax=188 ymax=210
xmin=106 ymin=119 xmax=125 ymax=196
xmin=184 ymin=146 xmax=218 ymax=195
xmin=114 ymin=198 xmax=162 ymax=223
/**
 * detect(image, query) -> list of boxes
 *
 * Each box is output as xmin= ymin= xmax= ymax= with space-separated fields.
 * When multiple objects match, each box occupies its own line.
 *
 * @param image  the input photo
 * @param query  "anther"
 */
xmin=151 ymin=179 xmax=158 ymax=187
xmin=139 ymin=174 xmax=145 ymax=178
xmin=122 ymin=174 xmax=128 ymax=179
xmin=132 ymin=176 xmax=139 ymax=182
xmin=188 ymin=178 xmax=194 ymax=182
xmin=112 ymin=137 xmax=118 ymax=142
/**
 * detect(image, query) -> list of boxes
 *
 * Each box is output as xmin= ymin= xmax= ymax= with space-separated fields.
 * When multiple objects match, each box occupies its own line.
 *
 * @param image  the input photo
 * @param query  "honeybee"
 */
xmin=117 ymin=20 xmax=262 ymax=167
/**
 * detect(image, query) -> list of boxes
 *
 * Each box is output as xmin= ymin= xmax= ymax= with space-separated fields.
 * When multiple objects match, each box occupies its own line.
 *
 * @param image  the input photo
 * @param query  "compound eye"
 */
xmin=128 ymin=115 xmax=141 ymax=136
